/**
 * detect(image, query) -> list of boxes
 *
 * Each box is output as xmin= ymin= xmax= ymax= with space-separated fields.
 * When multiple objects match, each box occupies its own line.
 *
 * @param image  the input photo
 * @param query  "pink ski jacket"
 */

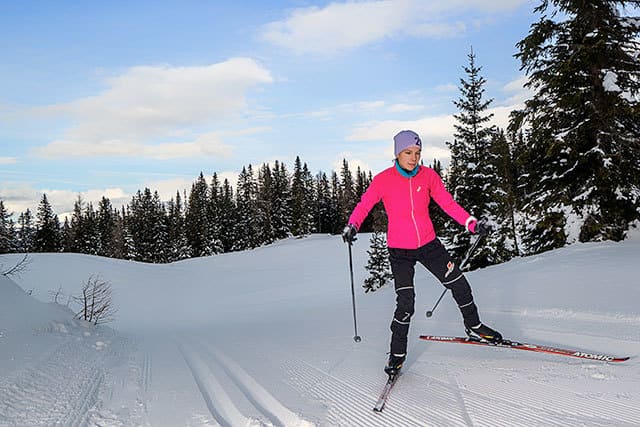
xmin=348 ymin=165 xmax=475 ymax=249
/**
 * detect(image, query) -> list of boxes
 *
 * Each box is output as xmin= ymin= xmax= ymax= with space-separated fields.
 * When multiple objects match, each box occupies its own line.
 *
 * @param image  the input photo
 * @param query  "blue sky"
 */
xmin=1 ymin=0 xmax=537 ymax=218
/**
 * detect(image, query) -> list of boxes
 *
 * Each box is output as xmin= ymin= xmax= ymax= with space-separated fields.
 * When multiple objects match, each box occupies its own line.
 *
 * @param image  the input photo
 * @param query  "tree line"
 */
xmin=0 ymin=158 xmax=387 ymax=263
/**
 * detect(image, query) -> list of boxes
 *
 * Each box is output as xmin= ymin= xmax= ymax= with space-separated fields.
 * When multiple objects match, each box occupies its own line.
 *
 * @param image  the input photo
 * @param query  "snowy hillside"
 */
xmin=1 ymin=233 xmax=640 ymax=426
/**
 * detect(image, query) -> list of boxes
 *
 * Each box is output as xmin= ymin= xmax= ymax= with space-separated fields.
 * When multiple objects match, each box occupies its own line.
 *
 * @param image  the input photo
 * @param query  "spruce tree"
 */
xmin=257 ymin=163 xmax=276 ymax=244
xmin=488 ymin=129 xmax=523 ymax=261
xmin=513 ymin=0 xmax=640 ymax=252
xmin=128 ymin=188 xmax=168 ymax=262
xmin=0 ymin=200 xmax=17 ymax=253
xmin=447 ymin=47 xmax=497 ymax=267
xmin=97 ymin=197 xmax=116 ymax=257
xmin=271 ymin=161 xmax=292 ymax=239
xmin=314 ymin=172 xmax=335 ymax=234
xmin=329 ymin=171 xmax=343 ymax=233
xmin=363 ymin=232 xmax=393 ymax=293
xmin=185 ymin=173 xmax=212 ymax=257
xmin=66 ymin=196 xmax=85 ymax=253
xmin=17 ymin=209 xmax=35 ymax=252
xmin=234 ymin=165 xmax=262 ymax=250
xmin=291 ymin=156 xmax=314 ymax=236
xmin=166 ymin=191 xmax=189 ymax=261
xmin=33 ymin=194 xmax=62 ymax=252
xmin=82 ymin=202 xmax=101 ymax=255
xmin=207 ymin=173 xmax=224 ymax=254
xmin=218 ymin=179 xmax=237 ymax=252
xmin=338 ymin=159 xmax=357 ymax=227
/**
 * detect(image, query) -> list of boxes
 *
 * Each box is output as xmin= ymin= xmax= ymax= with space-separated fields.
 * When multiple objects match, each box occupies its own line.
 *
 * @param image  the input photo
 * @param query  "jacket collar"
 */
xmin=394 ymin=160 xmax=419 ymax=178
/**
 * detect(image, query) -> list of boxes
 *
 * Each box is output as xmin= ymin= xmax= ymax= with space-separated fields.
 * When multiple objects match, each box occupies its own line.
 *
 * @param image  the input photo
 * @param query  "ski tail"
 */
xmin=419 ymin=335 xmax=630 ymax=363
xmin=373 ymin=373 xmax=399 ymax=412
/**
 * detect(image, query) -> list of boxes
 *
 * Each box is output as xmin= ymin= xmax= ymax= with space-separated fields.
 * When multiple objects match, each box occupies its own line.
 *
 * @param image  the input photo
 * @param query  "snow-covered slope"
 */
xmin=1 ymin=233 xmax=639 ymax=426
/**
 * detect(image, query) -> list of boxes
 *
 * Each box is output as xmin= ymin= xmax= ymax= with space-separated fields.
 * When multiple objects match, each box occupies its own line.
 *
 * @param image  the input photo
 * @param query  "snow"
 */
xmin=1 ymin=233 xmax=640 ymax=426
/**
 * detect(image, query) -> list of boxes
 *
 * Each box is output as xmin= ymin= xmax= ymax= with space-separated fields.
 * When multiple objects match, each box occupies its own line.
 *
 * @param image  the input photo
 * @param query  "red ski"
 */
xmin=419 ymin=335 xmax=630 ymax=362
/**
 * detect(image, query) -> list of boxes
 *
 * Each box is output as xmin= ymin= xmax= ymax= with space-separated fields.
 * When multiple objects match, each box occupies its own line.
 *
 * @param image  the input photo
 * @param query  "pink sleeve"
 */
xmin=427 ymin=169 xmax=473 ymax=228
xmin=348 ymin=178 xmax=382 ymax=230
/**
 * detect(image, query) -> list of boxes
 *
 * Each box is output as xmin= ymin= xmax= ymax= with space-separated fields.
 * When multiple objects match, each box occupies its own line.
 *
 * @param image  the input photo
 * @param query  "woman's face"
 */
xmin=396 ymin=146 xmax=421 ymax=170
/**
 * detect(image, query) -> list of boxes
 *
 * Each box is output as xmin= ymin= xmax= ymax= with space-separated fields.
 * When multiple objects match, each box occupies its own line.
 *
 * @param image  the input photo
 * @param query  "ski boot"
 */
xmin=465 ymin=323 xmax=503 ymax=343
xmin=384 ymin=353 xmax=406 ymax=376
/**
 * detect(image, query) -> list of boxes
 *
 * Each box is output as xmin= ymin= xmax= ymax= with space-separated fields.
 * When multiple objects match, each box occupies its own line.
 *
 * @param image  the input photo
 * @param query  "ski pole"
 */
xmin=347 ymin=241 xmax=362 ymax=342
xmin=426 ymin=234 xmax=484 ymax=318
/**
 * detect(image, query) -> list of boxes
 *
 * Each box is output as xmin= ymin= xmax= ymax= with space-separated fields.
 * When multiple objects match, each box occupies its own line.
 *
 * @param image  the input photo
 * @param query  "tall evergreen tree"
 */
xmin=363 ymin=232 xmax=393 ymax=293
xmin=82 ymin=202 xmax=100 ymax=255
xmin=291 ymin=156 xmax=315 ymax=236
xmin=128 ymin=188 xmax=168 ymax=262
xmin=257 ymin=163 xmax=276 ymax=244
xmin=0 ymin=200 xmax=17 ymax=253
xmin=97 ymin=197 xmax=116 ymax=257
xmin=488 ymin=129 xmax=523 ymax=261
xmin=329 ymin=171 xmax=343 ymax=234
xmin=207 ymin=173 xmax=224 ymax=254
xmin=447 ymin=47 xmax=497 ymax=267
xmin=218 ymin=179 xmax=237 ymax=252
xmin=338 ymin=159 xmax=357 ymax=228
xmin=33 ymin=194 xmax=62 ymax=252
xmin=17 ymin=209 xmax=35 ymax=252
xmin=234 ymin=165 xmax=262 ymax=250
xmin=314 ymin=172 xmax=336 ymax=234
xmin=166 ymin=191 xmax=189 ymax=261
xmin=185 ymin=173 xmax=212 ymax=257
xmin=512 ymin=0 xmax=640 ymax=252
xmin=271 ymin=161 xmax=292 ymax=239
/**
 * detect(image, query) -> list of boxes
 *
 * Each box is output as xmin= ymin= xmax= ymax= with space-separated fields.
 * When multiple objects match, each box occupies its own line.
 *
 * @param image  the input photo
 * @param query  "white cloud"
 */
xmin=499 ymin=75 xmax=533 ymax=106
xmin=33 ymin=58 xmax=273 ymax=159
xmin=33 ymin=132 xmax=233 ymax=160
xmin=260 ymin=0 xmax=529 ymax=55
xmin=0 ymin=157 xmax=18 ymax=164
xmin=387 ymin=103 xmax=425 ymax=113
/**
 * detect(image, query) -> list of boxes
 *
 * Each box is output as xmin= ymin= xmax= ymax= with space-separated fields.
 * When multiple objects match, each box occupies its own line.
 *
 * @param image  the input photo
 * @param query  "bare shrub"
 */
xmin=74 ymin=275 xmax=117 ymax=325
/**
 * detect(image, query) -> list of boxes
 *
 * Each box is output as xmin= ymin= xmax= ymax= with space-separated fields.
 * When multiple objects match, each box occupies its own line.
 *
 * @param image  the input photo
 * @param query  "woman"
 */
xmin=342 ymin=130 xmax=501 ymax=375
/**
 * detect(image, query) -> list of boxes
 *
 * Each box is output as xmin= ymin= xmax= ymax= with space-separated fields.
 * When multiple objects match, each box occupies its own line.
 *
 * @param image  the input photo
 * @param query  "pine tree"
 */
xmin=218 ymin=179 xmax=237 ymax=252
xmin=82 ymin=202 xmax=101 ymax=255
xmin=271 ymin=161 xmax=292 ymax=239
xmin=488 ymin=129 xmax=523 ymax=261
xmin=338 ymin=159 xmax=357 ymax=228
xmin=17 ymin=209 xmax=35 ymax=252
xmin=329 ymin=171 xmax=343 ymax=233
xmin=363 ymin=232 xmax=393 ymax=293
xmin=314 ymin=172 xmax=336 ymax=234
xmin=207 ymin=173 xmax=224 ymax=254
xmin=447 ymin=47 xmax=497 ymax=267
xmin=97 ymin=197 xmax=116 ymax=257
xmin=291 ymin=157 xmax=314 ymax=236
xmin=128 ymin=188 xmax=168 ymax=262
xmin=66 ymin=196 xmax=85 ymax=253
xmin=257 ymin=163 xmax=276 ymax=244
xmin=166 ymin=191 xmax=189 ymax=261
xmin=185 ymin=173 xmax=212 ymax=257
xmin=33 ymin=194 xmax=62 ymax=252
xmin=512 ymin=0 xmax=640 ymax=252
xmin=0 ymin=200 xmax=17 ymax=253
xmin=234 ymin=165 xmax=262 ymax=250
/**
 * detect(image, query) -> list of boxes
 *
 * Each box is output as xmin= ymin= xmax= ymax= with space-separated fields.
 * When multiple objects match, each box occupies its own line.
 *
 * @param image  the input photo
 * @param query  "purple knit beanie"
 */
xmin=393 ymin=130 xmax=422 ymax=157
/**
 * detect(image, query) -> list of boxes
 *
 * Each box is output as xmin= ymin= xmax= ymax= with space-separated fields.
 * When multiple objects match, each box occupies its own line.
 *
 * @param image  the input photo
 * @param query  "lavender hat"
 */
xmin=393 ymin=130 xmax=422 ymax=157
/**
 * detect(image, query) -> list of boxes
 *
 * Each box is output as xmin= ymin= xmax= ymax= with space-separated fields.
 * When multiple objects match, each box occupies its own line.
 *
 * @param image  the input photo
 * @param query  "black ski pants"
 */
xmin=388 ymin=238 xmax=481 ymax=356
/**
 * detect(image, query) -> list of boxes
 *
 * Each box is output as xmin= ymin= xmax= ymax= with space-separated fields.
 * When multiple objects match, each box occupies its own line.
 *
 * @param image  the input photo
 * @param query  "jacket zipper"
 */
xmin=408 ymin=177 xmax=421 ymax=247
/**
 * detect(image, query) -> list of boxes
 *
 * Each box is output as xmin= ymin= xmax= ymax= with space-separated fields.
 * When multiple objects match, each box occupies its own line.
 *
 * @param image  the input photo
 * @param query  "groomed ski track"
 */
xmin=2 ymin=236 xmax=640 ymax=426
